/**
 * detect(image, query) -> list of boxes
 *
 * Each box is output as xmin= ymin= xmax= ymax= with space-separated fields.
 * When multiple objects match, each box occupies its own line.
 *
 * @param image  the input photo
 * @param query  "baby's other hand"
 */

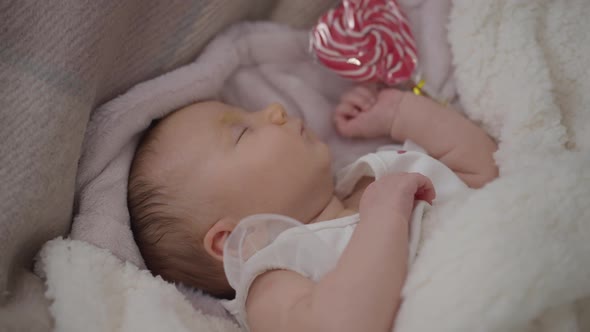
xmin=359 ymin=172 xmax=436 ymax=225
xmin=334 ymin=85 xmax=376 ymax=122
xmin=334 ymin=85 xmax=376 ymax=136
xmin=334 ymin=88 xmax=404 ymax=139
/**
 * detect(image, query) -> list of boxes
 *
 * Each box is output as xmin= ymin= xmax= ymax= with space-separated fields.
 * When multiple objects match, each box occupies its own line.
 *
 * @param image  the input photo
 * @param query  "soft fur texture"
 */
xmin=37 ymin=0 xmax=590 ymax=331
xmin=394 ymin=0 xmax=590 ymax=330
xmin=37 ymin=239 xmax=241 ymax=332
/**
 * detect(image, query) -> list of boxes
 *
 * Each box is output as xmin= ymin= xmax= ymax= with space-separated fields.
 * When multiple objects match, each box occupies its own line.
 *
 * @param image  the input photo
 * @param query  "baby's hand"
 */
xmin=334 ymin=85 xmax=376 ymax=133
xmin=336 ymin=84 xmax=377 ymax=115
xmin=359 ymin=172 xmax=436 ymax=225
xmin=334 ymin=88 xmax=405 ymax=139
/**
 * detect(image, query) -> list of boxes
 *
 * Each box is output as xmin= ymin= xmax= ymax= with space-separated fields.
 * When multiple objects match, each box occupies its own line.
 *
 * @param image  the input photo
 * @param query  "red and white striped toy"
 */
xmin=311 ymin=0 xmax=418 ymax=86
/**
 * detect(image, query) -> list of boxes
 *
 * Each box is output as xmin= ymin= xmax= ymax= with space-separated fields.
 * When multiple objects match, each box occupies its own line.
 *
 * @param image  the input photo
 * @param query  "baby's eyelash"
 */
xmin=236 ymin=126 xmax=248 ymax=143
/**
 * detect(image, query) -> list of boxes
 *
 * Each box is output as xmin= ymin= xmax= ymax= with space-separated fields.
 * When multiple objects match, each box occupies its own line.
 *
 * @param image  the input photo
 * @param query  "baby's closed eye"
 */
xmin=233 ymin=124 xmax=248 ymax=144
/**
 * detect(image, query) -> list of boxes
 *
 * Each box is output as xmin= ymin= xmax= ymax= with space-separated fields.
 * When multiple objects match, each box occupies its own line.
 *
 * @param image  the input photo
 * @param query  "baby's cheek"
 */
xmin=259 ymin=135 xmax=298 ymax=158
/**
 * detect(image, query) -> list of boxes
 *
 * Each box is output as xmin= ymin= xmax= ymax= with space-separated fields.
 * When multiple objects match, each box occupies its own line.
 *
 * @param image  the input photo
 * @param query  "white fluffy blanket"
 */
xmin=394 ymin=1 xmax=590 ymax=331
xmin=37 ymin=0 xmax=590 ymax=331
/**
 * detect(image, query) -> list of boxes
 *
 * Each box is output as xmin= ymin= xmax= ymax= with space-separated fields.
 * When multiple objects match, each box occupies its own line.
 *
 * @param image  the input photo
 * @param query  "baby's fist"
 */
xmin=334 ymin=85 xmax=376 ymax=122
xmin=334 ymin=88 xmax=404 ymax=139
xmin=360 ymin=172 xmax=436 ymax=225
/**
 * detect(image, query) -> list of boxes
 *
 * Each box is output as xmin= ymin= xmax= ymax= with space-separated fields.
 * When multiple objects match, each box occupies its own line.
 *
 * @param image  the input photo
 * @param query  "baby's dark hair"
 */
xmin=128 ymin=119 xmax=234 ymax=299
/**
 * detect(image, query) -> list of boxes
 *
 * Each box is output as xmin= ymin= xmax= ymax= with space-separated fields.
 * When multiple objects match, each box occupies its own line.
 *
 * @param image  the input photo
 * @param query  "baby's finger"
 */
xmin=334 ymin=115 xmax=362 ymax=138
xmin=342 ymin=89 xmax=375 ymax=111
xmin=333 ymin=115 xmax=349 ymax=136
xmin=353 ymin=86 xmax=377 ymax=104
xmin=415 ymin=187 xmax=436 ymax=205
xmin=335 ymin=103 xmax=359 ymax=118
xmin=411 ymin=174 xmax=436 ymax=204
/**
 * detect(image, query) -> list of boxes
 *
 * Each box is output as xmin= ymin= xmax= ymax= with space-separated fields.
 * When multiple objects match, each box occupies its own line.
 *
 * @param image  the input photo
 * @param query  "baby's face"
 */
xmin=152 ymin=101 xmax=334 ymax=226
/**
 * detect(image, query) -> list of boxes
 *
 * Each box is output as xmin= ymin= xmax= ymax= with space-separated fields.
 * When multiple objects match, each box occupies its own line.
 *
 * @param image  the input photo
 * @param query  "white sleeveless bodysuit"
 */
xmin=221 ymin=144 xmax=467 ymax=329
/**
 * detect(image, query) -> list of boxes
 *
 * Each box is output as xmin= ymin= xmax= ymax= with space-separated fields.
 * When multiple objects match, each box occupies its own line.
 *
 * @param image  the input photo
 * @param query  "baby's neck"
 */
xmin=309 ymin=176 xmax=374 ymax=224
xmin=310 ymin=195 xmax=357 ymax=224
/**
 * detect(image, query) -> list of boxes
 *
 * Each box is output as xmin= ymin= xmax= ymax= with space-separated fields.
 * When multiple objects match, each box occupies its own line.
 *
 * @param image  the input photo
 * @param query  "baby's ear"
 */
xmin=203 ymin=217 xmax=236 ymax=262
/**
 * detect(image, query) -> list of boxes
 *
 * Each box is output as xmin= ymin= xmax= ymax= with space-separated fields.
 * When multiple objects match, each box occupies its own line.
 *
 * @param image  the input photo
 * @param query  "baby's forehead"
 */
xmin=167 ymin=101 xmax=231 ymax=126
xmin=158 ymin=101 xmax=230 ymax=140
xmin=149 ymin=101 xmax=231 ymax=171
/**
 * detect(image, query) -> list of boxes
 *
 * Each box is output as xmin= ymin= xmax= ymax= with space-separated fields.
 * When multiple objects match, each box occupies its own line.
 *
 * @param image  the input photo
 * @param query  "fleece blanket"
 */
xmin=37 ymin=1 xmax=590 ymax=332
xmin=393 ymin=0 xmax=590 ymax=331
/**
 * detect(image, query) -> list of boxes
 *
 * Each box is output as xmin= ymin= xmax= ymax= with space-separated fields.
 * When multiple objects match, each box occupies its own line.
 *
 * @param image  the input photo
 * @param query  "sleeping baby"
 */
xmin=127 ymin=86 xmax=498 ymax=331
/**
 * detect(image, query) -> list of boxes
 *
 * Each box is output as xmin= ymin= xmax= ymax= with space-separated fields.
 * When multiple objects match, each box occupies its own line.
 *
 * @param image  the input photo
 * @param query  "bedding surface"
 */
xmin=32 ymin=0 xmax=590 ymax=331
xmin=393 ymin=0 xmax=590 ymax=330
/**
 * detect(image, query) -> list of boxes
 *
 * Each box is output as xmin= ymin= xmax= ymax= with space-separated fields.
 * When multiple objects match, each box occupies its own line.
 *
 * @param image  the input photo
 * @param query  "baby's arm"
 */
xmin=246 ymin=173 xmax=435 ymax=332
xmin=335 ymin=88 xmax=498 ymax=188
xmin=388 ymin=91 xmax=498 ymax=188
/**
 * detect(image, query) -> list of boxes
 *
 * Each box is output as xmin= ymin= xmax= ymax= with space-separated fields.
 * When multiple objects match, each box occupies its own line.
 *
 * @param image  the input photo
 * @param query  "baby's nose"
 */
xmin=264 ymin=103 xmax=287 ymax=125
